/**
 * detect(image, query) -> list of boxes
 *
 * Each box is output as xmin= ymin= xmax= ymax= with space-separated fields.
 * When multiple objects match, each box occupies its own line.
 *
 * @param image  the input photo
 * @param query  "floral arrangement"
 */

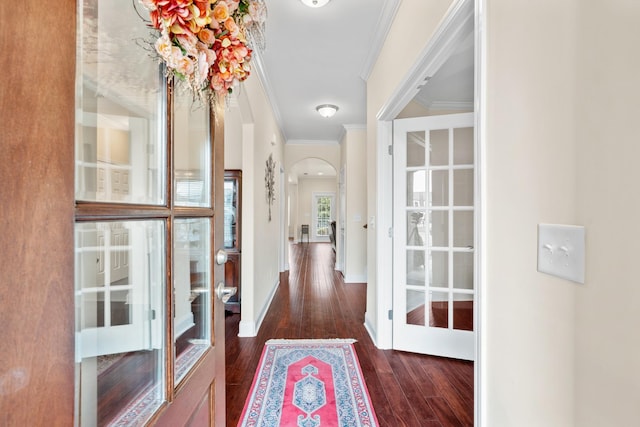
xmin=140 ymin=0 xmax=266 ymax=102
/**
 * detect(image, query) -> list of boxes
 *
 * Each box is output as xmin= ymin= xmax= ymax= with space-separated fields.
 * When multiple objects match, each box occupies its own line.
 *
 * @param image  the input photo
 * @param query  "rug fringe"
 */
xmin=266 ymin=338 xmax=357 ymax=344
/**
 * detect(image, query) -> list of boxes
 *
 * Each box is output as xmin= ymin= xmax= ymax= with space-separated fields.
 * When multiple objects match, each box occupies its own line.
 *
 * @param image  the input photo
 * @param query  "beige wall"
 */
xmin=483 ymin=0 xmax=578 ymax=424
xmin=366 ymin=0 xmax=455 ymax=349
xmin=368 ymin=0 xmax=640 ymax=425
xmin=224 ymin=100 xmax=243 ymax=169
xmin=574 ymin=1 xmax=640 ymax=425
xmin=341 ymin=126 xmax=368 ymax=282
xmin=227 ymin=74 xmax=285 ymax=337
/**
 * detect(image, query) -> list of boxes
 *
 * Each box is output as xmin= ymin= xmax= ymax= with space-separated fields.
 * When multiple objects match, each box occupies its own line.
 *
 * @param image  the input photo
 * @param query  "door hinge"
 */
xmin=388 ymin=309 xmax=393 ymax=320
xmin=388 ymin=227 xmax=393 ymax=238
xmin=388 ymin=145 xmax=393 ymax=155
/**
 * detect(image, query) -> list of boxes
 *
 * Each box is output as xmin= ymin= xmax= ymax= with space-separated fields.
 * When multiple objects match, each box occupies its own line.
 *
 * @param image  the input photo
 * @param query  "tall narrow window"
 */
xmin=313 ymin=193 xmax=334 ymax=237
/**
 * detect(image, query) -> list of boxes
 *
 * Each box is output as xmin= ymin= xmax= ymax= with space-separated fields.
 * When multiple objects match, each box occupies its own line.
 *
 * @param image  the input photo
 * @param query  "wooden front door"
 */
xmin=151 ymin=100 xmax=227 ymax=426
xmin=3 ymin=0 xmax=224 ymax=425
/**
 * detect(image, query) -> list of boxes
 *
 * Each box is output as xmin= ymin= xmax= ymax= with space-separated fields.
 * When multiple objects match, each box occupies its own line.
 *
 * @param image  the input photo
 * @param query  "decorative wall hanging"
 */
xmin=139 ymin=0 xmax=267 ymax=105
xmin=265 ymin=153 xmax=276 ymax=221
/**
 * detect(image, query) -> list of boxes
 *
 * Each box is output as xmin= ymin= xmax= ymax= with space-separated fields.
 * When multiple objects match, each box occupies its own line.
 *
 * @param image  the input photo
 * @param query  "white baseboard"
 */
xmin=255 ymin=278 xmax=279 ymax=334
xmin=365 ymin=310 xmax=392 ymax=350
xmin=364 ymin=312 xmax=378 ymax=347
xmin=238 ymin=320 xmax=255 ymax=337
xmin=238 ymin=276 xmax=280 ymax=337
xmin=344 ymin=274 xmax=367 ymax=283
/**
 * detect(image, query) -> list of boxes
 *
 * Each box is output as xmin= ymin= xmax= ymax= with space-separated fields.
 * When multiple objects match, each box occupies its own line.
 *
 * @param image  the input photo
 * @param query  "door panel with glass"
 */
xmin=392 ymin=113 xmax=475 ymax=361
xmin=74 ymin=1 xmax=225 ymax=425
xmin=313 ymin=193 xmax=335 ymax=240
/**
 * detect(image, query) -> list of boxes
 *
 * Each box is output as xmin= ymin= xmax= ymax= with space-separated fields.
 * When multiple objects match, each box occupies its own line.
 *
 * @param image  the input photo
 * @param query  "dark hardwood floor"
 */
xmin=225 ymin=242 xmax=474 ymax=426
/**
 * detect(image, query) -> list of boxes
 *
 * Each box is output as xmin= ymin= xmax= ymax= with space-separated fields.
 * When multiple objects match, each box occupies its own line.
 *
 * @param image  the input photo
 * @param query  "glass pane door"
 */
xmin=75 ymin=0 xmax=166 ymax=205
xmin=173 ymin=218 xmax=211 ymax=384
xmin=174 ymin=85 xmax=211 ymax=208
xmin=75 ymin=220 xmax=165 ymax=426
xmin=313 ymin=193 xmax=334 ymax=238
xmin=393 ymin=113 xmax=475 ymax=360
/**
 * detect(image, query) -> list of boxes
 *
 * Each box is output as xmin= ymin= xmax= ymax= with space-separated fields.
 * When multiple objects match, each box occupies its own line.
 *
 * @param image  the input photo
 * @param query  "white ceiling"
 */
xmin=255 ymin=0 xmax=474 ymax=178
xmin=255 ymin=0 xmax=395 ymax=144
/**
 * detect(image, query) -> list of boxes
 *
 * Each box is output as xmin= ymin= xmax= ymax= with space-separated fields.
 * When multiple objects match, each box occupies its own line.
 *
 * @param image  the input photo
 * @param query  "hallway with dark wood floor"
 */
xmin=225 ymin=242 xmax=473 ymax=426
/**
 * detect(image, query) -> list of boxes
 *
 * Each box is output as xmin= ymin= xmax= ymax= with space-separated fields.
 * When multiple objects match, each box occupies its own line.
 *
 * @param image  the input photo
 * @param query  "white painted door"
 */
xmin=392 ymin=112 xmax=475 ymax=360
xmin=77 ymin=222 xmax=159 ymax=359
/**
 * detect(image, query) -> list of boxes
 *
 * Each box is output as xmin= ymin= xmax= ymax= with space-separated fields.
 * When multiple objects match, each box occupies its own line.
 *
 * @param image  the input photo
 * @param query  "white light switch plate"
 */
xmin=537 ymin=224 xmax=585 ymax=283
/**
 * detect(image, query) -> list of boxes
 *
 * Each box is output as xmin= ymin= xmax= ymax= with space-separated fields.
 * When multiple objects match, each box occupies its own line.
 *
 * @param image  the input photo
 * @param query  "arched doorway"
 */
xmin=287 ymin=158 xmax=338 ymax=249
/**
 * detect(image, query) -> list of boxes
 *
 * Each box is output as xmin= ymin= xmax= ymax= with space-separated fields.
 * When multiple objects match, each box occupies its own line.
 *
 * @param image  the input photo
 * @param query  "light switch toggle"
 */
xmin=537 ymin=224 xmax=585 ymax=283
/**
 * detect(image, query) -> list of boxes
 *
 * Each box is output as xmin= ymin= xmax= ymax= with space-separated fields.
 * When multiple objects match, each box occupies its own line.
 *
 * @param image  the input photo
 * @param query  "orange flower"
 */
xmin=212 ymin=2 xmax=229 ymax=21
xmin=142 ymin=0 xmax=264 ymax=98
xmin=224 ymin=17 xmax=239 ymax=37
xmin=198 ymin=28 xmax=216 ymax=46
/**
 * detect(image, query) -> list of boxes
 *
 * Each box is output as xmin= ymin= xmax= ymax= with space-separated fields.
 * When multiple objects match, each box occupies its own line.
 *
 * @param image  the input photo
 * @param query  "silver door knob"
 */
xmin=215 ymin=249 xmax=228 ymax=265
xmin=215 ymin=281 xmax=237 ymax=303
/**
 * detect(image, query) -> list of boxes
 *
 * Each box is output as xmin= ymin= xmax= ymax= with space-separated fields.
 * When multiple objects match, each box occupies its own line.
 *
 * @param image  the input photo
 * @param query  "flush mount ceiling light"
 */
xmin=316 ymin=104 xmax=339 ymax=118
xmin=300 ymin=0 xmax=331 ymax=8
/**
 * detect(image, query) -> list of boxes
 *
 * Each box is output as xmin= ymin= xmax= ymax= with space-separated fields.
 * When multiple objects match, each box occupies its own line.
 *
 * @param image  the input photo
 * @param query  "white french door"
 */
xmin=392 ymin=112 xmax=475 ymax=361
xmin=312 ymin=192 xmax=335 ymax=241
xmin=76 ymin=221 xmax=161 ymax=359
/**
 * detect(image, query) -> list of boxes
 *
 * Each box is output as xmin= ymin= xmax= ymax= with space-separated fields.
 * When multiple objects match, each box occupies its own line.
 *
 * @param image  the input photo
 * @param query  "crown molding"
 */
xmin=359 ymin=0 xmax=402 ymax=81
xmin=250 ymin=49 xmax=288 ymax=140
xmin=339 ymin=124 xmax=366 ymax=144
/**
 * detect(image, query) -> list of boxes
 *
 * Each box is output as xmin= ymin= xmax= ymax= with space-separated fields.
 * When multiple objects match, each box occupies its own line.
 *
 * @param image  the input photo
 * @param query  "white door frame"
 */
xmin=373 ymin=0 xmax=485 ymax=425
xmin=279 ymin=165 xmax=287 ymax=272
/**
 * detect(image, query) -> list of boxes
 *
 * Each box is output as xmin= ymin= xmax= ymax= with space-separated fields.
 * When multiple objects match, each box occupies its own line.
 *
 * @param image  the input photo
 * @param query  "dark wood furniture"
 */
xmin=300 ymin=224 xmax=310 ymax=243
xmin=224 ymin=170 xmax=242 ymax=313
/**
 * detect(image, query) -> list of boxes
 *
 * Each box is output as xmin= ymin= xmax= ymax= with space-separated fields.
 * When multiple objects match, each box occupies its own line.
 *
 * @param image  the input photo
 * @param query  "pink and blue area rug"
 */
xmin=238 ymin=339 xmax=379 ymax=427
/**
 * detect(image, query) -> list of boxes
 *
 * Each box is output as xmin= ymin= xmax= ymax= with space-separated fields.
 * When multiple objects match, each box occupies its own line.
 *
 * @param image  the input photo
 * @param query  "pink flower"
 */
xmin=196 ymin=51 xmax=209 ymax=85
xmin=155 ymin=33 xmax=175 ymax=61
xmin=245 ymin=2 xmax=266 ymax=24
xmin=224 ymin=0 xmax=239 ymax=14
xmin=176 ymin=31 xmax=199 ymax=55
xmin=176 ymin=55 xmax=195 ymax=76
xmin=203 ymin=47 xmax=218 ymax=65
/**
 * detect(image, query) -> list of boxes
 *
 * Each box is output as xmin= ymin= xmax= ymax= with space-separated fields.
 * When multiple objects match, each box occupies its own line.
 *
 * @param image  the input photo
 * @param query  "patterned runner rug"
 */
xmin=238 ymin=339 xmax=378 ymax=427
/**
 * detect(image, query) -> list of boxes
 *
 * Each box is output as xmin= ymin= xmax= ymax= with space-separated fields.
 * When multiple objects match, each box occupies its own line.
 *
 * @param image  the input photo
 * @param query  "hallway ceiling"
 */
xmin=255 ymin=0 xmax=395 ymax=144
xmin=255 ymin=1 xmax=474 ymax=146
